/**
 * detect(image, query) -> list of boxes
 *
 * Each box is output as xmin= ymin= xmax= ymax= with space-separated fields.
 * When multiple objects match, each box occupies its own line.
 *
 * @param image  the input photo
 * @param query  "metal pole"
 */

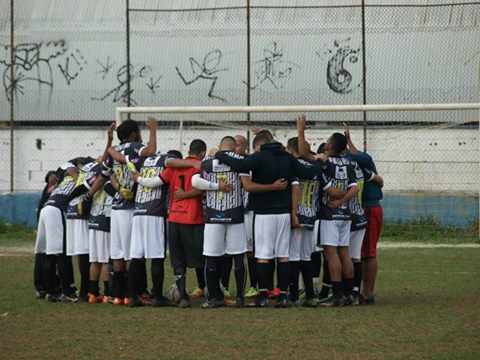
xmin=361 ymin=0 xmax=368 ymax=151
xmin=246 ymin=0 xmax=252 ymax=150
xmin=126 ymin=0 xmax=132 ymax=117
xmin=9 ymin=0 xmax=14 ymax=193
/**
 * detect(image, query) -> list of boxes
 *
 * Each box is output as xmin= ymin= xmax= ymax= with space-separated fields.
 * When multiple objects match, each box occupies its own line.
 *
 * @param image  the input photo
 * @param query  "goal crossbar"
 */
xmin=116 ymin=103 xmax=480 ymax=126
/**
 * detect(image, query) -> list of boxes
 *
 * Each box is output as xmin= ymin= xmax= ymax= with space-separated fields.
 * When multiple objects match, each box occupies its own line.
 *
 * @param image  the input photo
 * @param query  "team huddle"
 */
xmin=34 ymin=114 xmax=384 ymax=308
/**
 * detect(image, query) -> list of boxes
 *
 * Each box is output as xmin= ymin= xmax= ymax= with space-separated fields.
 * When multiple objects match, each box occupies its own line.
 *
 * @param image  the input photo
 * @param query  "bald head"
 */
xmin=234 ymin=134 xmax=248 ymax=155
xmin=219 ymin=136 xmax=237 ymax=152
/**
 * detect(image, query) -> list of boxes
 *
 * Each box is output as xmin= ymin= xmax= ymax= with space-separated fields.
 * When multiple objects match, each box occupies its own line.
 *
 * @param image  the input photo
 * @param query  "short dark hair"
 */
xmin=167 ymin=150 xmax=183 ymax=159
xmin=253 ymin=134 xmax=271 ymax=149
xmin=117 ymin=120 xmax=139 ymax=142
xmin=330 ymin=133 xmax=347 ymax=154
xmin=256 ymin=129 xmax=274 ymax=142
xmin=286 ymin=137 xmax=299 ymax=153
xmin=317 ymin=142 xmax=326 ymax=154
xmin=220 ymin=136 xmax=236 ymax=150
xmin=189 ymin=139 xmax=207 ymax=155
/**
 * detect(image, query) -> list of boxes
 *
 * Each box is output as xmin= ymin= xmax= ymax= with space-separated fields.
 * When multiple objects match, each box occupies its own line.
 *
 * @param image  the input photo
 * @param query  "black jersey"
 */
xmin=201 ymin=152 xmax=247 ymax=224
xmin=349 ymin=160 xmax=368 ymax=231
xmin=319 ymin=156 xmax=357 ymax=221
xmin=66 ymin=162 xmax=102 ymax=220
xmin=133 ymin=153 xmax=173 ymax=217
xmin=294 ymin=158 xmax=331 ymax=229
xmin=88 ymin=185 xmax=114 ymax=232
xmin=44 ymin=162 xmax=78 ymax=212
xmin=104 ymin=141 xmax=145 ymax=210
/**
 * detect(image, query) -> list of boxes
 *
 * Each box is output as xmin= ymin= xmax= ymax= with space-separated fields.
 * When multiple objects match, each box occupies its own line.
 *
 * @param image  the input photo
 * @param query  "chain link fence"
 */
xmin=0 ymin=0 xmax=478 ymax=229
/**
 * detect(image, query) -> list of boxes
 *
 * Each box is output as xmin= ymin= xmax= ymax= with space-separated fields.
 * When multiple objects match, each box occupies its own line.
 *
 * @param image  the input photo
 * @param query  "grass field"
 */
xmin=0 ymin=224 xmax=479 ymax=359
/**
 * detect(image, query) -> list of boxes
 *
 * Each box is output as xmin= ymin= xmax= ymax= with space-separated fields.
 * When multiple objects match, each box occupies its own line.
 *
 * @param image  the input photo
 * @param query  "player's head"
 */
xmin=252 ymin=134 xmax=271 ymax=152
xmin=234 ymin=134 xmax=248 ymax=155
xmin=317 ymin=142 xmax=326 ymax=155
xmin=219 ymin=136 xmax=237 ymax=152
xmin=117 ymin=120 xmax=141 ymax=143
xmin=167 ymin=150 xmax=183 ymax=159
xmin=188 ymin=139 xmax=207 ymax=159
xmin=256 ymin=129 xmax=274 ymax=142
xmin=286 ymin=137 xmax=299 ymax=156
xmin=326 ymin=133 xmax=347 ymax=155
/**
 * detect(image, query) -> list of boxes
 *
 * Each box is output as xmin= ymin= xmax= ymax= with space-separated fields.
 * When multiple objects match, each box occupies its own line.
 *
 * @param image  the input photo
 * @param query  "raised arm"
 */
xmin=102 ymin=122 xmax=116 ymax=164
xmin=139 ymin=117 xmax=157 ymax=158
xmin=343 ymin=122 xmax=358 ymax=154
xmin=296 ymin=114 xmax=317 ymax=164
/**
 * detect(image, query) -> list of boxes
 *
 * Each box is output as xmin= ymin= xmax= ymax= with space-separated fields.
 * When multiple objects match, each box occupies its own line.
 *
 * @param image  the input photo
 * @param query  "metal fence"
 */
xmin=0 ymin=0 xmax=479 ymax=199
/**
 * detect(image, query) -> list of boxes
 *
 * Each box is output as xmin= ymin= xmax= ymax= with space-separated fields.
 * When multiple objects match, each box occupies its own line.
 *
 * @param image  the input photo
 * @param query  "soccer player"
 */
xmin=297 ymin=115 xmax=359 ymax=307
xmin=127 ymin=151 xmax=200 ymax=307
xmin=343 ymin=124 xmax=384 ymax=304
xmin=215 ymin=132 xmax=328 ymax=308
xmin=86 ymin=118 xmax=157 ymax=305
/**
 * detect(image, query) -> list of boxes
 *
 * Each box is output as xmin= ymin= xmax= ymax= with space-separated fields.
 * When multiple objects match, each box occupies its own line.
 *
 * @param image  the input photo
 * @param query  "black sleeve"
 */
xmin=104 ymin=181 xmax=117 ymax=197
xmin=216 ymin=152 xmax=260 ymax=173
xmin=292 ymin=156 xmax=323 ymax=180
xmin=67 ymin=184 xmax=89 ymax=201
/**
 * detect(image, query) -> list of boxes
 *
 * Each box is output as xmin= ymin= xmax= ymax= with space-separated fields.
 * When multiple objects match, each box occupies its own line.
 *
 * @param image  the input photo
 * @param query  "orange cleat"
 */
xmin=113 ymin=297 xmax=124 ymax=306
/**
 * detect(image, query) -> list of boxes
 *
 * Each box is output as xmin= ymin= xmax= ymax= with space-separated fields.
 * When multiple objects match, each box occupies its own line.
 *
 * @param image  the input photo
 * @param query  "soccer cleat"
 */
xmin=245 ymin=287 xmax=258 ymax=298
xmin=45 ymin=294 xmax=61 ymax=302
xmin=152 ymin=297 xmax=175 ymax=307
xmin=87 ymin=293 xmax=104 ymax=304
xmin=223 ymin=289 xmax=232 ymax=299
xmin=344 ymin=294 xmax=354 ymax=306
xmin=36 ymin=290 xmax=47 ymax=300
xmin=302 ymin=298 xmax=318 ymax=308
xmin=268 ymin=287 xmax=281 ymax=299
xmin=249 ymin=298 xmax=269 ymax=308
xmin=139 ymin=294 xmax=152 ymax=306
xmin=359 ymin=295 xmax=376 ymax=305
xmin=102 ymin=295 xmax=110 ymax=304
xmin=124 ymin=297 xmax=129 ymax=306
xmin=60 ymin=293 xmax=79 ymax=303
xmin=128 ymin=297 xmax=144 ymax=308
xmin=352 ymin=293 xmax=360 ymax=306
xmin=189 ymin=287 xmax=204 ymax=298
xmin=274 ymin=298 xmax=289 ymax=308
xmin=178 ymin=299 xmax=190 ymax=308
xmin=317 ymin=293 xmax=333 ymax=304
xmin=113 ymin=297 xmax=125 ymax=306
xmin=201 ymin=298 xmax=224 ymax=309
xmin=235 ymin=298 xmax=245 ymax=308
xmin=320 ymin=296 xmax=346 ymax=308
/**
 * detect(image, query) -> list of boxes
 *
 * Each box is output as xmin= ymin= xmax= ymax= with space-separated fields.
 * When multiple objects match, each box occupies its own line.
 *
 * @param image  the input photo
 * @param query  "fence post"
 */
xmin=9 ymin=0 xmax=14 ymax=193
xmin=361 ymin=0 xmax=368 ymax=152
xmin=246 ymin=0 xmax=252 ymax=150
xmin=126 ymin=0 xmax=132 ymax=117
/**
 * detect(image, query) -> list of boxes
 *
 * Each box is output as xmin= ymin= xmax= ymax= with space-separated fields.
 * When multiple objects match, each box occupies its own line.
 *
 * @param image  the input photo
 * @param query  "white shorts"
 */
xmin=254 ymin=213 xmax=290 ymax=259
xmin=66 ymin=219 xmax=89 ymax=256
xmin=203 ymin=223 xmax=247 ymax=257
xmin=244 ymin=211 xmax=254 ymax=252
xmin=312 ymin=219 xmax=323 ymax=252
xmin=110 ymin=208 xmax=134 ymax=260
xmin=35 ymin=205 xmax=65 ymax=255
xmin=349 ymin=228 xmax=366 ymax=260
xmin=89 ymin=229 xmax=110 ymax=263
xmin=130 ymin=215 xmax=167 ymax=259
xmin=320 ymin=220 xmax=352 ymax=248
xmin=289 ymin=228 xmax=314 ymax=262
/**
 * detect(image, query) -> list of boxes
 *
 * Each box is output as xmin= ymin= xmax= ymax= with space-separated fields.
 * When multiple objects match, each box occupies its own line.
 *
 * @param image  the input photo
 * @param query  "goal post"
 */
xmin=115 ymin=103 xmax=480 ymax=236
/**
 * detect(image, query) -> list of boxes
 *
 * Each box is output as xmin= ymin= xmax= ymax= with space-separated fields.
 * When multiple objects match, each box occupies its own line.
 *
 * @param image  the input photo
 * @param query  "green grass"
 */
xmin=0 ymin=245 xmax=479 ymax=359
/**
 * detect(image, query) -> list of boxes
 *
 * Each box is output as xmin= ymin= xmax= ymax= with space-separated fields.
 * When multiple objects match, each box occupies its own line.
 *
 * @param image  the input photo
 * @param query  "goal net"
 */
xmin=116 ymin=104 xmax=480 ymax=238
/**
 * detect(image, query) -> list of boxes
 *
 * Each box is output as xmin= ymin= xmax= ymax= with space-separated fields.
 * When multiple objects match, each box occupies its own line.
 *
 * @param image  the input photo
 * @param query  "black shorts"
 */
xmin=168 ymin=222 xmax=205 ymax=269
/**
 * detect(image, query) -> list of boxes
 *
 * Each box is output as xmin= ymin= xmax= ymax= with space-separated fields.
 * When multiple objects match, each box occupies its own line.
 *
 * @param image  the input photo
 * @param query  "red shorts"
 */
xmin=361 ymin=206 xmax=383 ymax=259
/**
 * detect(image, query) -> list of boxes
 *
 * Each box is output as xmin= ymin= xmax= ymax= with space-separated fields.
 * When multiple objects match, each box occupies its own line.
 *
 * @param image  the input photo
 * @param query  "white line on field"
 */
xmin=379 ymin=242 xmax=480 ymax=249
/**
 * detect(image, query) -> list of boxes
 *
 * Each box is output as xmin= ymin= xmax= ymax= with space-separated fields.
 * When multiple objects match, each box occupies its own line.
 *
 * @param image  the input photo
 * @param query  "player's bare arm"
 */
xmin=343 ymin=122 xmax=358 ymax=154
xmin=240 ymin=175 xmax=287 ymax=193
xmin=327 ymin=184 xmax=359 ymax=209
xmin=173 ymin=187 xmax=204 ymax=201
xmin=296 ymin=114 xmax=317 ymax=164
xmin=291 ymin=183 xmax=302 ymax=228
xmin=326 ymin=186 xmax=345 ymax=200
xmin=139 ymin=117 xmax=157 ymax=157
xmin=107 ymin=147 xmax=127 ymax=164
xmin=165 ymin=158 xmax=201 ymax=170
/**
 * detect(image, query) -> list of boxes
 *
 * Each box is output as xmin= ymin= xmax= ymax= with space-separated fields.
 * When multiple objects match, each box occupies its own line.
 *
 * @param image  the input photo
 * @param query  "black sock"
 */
xmin=319 ymin=258 xmax=332 ymax=298
xmin=113 ymin=271 xmax=126 ymax=298
xmin=57 ymin=254 xmax=75 ymax=295
xmin=205 ymin=257 xmax=222 ymax=301
xmin=34 ymin=253 xmax=46 ymax=292
xmin=256 ymin=262 xmax=270 ymax=300
xmin=353 ymin=262 xmax=362 ymax=294
xmin=44 ymin=255 xmax=58 ymax=294
xmin=311 ymin=252 xmax=321 ymax=278
xmin=78 ymin=254 xmax=90 ymax=298
xmin=89 ymin=280 xmax=100 ymax=296
xmin=289 ymin=261 xmax=300 ymax=302
xmin=195 ymin=267 xmax=205 ymax=290
xmin=151 ymin=258 xmax=165 ymax=300
xmin=332 ymin=281 xmax=343 ymax=299
xmin=342 ymin=277 xmax=354 ymax=297
xmin=300 ymin=261 xmax=315 ymax=300
xmin=128 ymin=259 xmax=144 ymax=298
xmin=220 ymin=256 xmax=233 ymax=291
xmin=174 ymin=267 xmax=188 ymax=300
xmin=233 ymin=254 xmax=246 ymax=299
xmin=103 ymin=280 xmax=110 ymax=296
xmin=247 ymin=256 xmax=257 ymax=288
xmin=277 ymin=262 xmax=289 ymax=301
xmin=140 ymin=259 xmax=148 ymax=294
xmin=267 ymin=259 xmax=275 ymax=291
